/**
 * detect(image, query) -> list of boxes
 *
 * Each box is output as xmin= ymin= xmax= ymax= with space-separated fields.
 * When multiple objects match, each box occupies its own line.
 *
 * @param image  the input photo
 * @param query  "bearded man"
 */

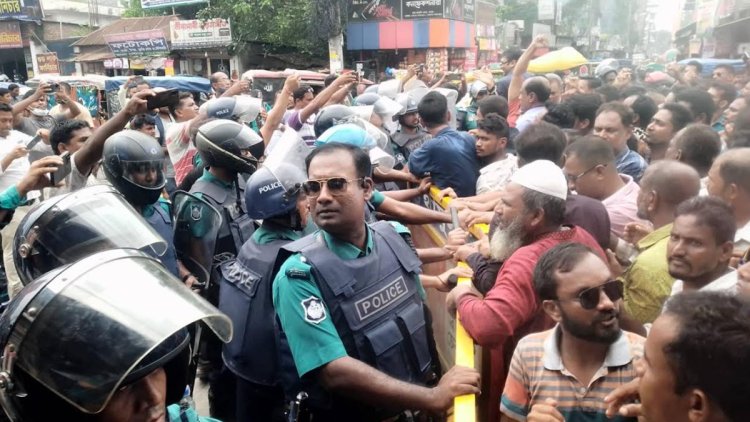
xmin=446 ymin=160 xmax=604 ymax=422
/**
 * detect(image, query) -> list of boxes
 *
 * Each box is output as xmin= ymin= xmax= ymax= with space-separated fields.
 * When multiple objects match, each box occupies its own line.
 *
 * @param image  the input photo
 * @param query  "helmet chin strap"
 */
xmin=233 ymin=176 xmax=244 ymax=216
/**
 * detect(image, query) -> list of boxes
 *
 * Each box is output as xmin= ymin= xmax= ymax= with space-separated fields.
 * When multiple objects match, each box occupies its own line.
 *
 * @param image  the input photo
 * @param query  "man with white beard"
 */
xmin=445 ymin=159 xmax=606 ymax=422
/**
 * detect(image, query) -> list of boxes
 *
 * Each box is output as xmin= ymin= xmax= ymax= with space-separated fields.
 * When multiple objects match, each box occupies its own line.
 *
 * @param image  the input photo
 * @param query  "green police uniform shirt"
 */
xmin=272 ymin=221 xmax=423 ymax=378
xmin=252 ymin=221 xmax=301 ymax=245
xmin=141 ymin=197 xmax=172 ymax=219
xmin=369 ymin=189 xmax=386 ymax=210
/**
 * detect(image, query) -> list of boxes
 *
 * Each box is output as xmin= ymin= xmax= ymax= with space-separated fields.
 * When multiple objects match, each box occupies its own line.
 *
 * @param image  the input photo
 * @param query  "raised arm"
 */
xmin=74 ymin=90 xmax=153 ymax=176
xmin=261 ymin=74 xmax=300 ymax=145
xmin=508 ymin=35 xmax=548 ymax=101
xmin=12 ymin=82 xmax=49 ymax=127
xmin=298 ymin=73 xmax=357 ymax=124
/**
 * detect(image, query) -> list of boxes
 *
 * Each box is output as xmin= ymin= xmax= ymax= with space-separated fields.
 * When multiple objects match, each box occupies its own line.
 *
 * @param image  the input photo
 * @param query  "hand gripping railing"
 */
xmin=428 ymin=187 xmax=488 ymax=422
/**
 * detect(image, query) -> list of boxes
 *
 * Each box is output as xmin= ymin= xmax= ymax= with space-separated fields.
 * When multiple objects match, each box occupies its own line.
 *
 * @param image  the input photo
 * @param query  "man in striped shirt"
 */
xmin=501 ymin=243 xmax=644 ymax=422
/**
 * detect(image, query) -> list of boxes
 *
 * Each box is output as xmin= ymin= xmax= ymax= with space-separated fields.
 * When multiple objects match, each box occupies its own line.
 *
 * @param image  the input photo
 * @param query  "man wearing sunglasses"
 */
xmin=564 ymin=135 xmax=649 ymax=239
xmin=501 ymin=242 xmax=644 ymax=422
xmin=273 ymin=142 xmax=480 ymax=420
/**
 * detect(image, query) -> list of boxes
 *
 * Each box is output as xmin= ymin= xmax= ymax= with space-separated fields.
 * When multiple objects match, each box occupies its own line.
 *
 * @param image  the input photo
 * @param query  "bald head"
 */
xmin=714 ymin=147 xmax=750 ymax=194
xmin=641 ymin=160 xmax=700 ymax=206
xmin=522 ymin=76 xmax=551 ymax=105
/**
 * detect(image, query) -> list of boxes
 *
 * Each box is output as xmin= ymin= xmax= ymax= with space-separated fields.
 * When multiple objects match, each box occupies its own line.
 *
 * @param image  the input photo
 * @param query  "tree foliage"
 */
xmin=197 ymin=0 xmax=325 ymax=55
xmin=497 ymin=0 xmax=537 ymax=37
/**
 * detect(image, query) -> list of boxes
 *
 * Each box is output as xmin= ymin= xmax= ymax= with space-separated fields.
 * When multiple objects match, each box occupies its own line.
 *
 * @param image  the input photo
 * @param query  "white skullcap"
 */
xmin=510 ymin=160 xmax=567 ymax=200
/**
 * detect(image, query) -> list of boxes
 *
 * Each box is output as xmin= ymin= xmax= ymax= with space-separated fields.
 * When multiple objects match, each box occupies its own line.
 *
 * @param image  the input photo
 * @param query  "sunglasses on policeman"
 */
xmin=302 ymin=177 xmax=364 ymax=197
xmin=557 ymin=280 xmax=624 ymax=310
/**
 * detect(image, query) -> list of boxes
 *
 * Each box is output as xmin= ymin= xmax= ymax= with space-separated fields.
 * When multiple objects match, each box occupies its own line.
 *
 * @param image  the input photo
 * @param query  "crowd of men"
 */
xmin=0 ymin=33 xmax=748 ymax=422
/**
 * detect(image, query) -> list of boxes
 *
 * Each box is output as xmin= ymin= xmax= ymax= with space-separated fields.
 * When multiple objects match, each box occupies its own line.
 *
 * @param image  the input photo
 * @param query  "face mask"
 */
xmin=30 ymin=108 xmax=49 ymax=117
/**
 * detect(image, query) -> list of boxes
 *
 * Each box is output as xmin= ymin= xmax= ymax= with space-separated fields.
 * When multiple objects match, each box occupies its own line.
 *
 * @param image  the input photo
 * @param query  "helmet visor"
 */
xmin=15 ymin=187 xmax=168 ymax=282
xmin=10 ymin=249 xmax=231 ymax=414
xmin=121 ymin=159 xmax=166 ymax=190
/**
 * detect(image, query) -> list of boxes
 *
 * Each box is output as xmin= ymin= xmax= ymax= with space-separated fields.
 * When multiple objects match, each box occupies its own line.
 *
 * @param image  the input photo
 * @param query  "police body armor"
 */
xmin=392 ymin=130 xmax=430 ymax=163
xmin=219 ymin=236 xmax=290 ymax=386
xmin=189 ymin=178 xmax=256 ymax=299
xmin=144 ymin=202 xmax=180 ymax=277
xmin=278 ymin=221 xmax=434 ymax=420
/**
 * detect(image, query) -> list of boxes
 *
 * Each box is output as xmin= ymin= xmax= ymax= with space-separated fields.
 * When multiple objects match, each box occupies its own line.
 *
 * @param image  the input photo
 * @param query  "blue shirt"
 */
xmin=615 ymin=148 xmax=647 ymax=183
xmin=408 ymin=127 xmax=479 ymax=197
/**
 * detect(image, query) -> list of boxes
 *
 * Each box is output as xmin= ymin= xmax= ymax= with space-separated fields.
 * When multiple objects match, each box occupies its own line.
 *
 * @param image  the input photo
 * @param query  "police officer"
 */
xmin=391 ymin=93 xmax=431 ymax=164
xmin=457 ymin=81 xmax=490 ymax=132
xmin=102 ymin=130 xmax=198 ymax=284
xmin=220 ymin=162 xmax=307 ymax=422
xmin=186 ymin=118 xmax=263 ymax=419
xmin=0 ymin=248 xmax=230 ymax=422
xmin=313 ymin=104 xmax=356 ymax=138
xmin=13 ymin=184 xmax=172 ymax=286
xmin=273 ymin=142 xmax=480 ymax=421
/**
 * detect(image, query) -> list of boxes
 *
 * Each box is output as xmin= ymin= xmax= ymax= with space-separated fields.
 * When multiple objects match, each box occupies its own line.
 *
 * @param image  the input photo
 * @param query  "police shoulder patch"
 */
xmin=190 ymin=204 xmax=202 ymax=221
xmin=301 ymin=296 xmax=326 ymax=325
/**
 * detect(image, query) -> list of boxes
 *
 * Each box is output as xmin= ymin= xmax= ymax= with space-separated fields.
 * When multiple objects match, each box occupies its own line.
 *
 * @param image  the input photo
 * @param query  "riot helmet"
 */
xmin=315 ymin=124 xmax=395 ymax=171
xmin=313 ymin=104 xmax=356 ymax=138
xmin=202 ymin=96 xmax=262 ymax=124
xmin=245 ymin=163 xmax=306 ymax=223
xmin=194 ymin=119 xmax=264 ymax=174
xmin=394 ymin=93 xmax=418 ymax=117
xmin=13 ymin=185 xmax=168 ymax=286
xmin=0 ymin=249 xmax=231 ymax=421
xmin=102 ymin=130 xmax=166 ymax=207
xmin=469 ymin=81 xmax=489 ymax=100
xmin=354 ymin=92 xmax=380 ymax=106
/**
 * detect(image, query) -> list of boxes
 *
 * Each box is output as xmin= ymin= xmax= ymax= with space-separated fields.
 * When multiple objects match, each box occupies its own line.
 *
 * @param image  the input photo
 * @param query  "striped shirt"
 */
xmin=501 ymin=326 xmax=644 ymax=422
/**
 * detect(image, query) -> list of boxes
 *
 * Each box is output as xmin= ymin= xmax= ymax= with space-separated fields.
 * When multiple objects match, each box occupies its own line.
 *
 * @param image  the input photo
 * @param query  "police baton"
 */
xmin=287 ymin=391 xmax=308 ymax=422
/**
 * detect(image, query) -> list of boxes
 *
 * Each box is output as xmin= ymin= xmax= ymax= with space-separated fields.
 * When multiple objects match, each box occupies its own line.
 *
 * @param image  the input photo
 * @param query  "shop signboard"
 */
xmin=142 ymin=0 xmax=206 ymax=9
xmin=0 ymin=0 xmax=42 ymax=22
xmin=0 ymin=21 xmax=21 ymax=49
xmin=402 ymin=0 xmax=442 ymax=19
xmin=105 ymin=30 xmax=169 ymax=57
xmin=349 ymin=0 xmax=401 ymax=21
xmin=36 ymin=52 xmax=59 ymax=74
xmin=443 ymin=0 xmax=474 ymax=23
xmin=170 ymin=19 xmax=231 ymax=49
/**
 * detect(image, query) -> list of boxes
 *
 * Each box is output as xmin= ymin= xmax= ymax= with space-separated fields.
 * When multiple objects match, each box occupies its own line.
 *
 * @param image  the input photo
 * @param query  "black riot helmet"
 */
xmin=0 ymin=249 xmax=231 ymax=421
xmin=13 ymin=185 xmax=169 ymax=286
xmin=102 ymin=130 xmax=166 ymax=207
xmin=194 ymin=119 xmax=264 ymax=174
xmin=313 ymin=104 xmax=356 ymax=137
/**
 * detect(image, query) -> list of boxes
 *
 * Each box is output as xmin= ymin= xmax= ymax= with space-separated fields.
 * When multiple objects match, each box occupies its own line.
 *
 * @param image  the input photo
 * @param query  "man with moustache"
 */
xmin=502 ymin=243 xmax=644 ymax=422
xmin=445 ymin=159 xmax=604 ymax=422
xmin=604 ymin=292 xmax=750 ymax=422
xmin=666 ymin=196 xmax=738 ymax=296
xmin=620 ymin=161 xmax=701 ymax=324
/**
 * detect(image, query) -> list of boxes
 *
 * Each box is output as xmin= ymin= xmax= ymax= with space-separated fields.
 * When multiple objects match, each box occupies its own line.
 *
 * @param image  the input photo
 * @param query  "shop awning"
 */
xmin=71 ymin=48 xmax=114 ymax=62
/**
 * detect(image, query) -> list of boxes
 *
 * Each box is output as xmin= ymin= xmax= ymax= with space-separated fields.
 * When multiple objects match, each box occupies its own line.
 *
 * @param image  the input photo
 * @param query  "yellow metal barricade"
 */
xmin=409 ymin=187 xmax=490 ymax=422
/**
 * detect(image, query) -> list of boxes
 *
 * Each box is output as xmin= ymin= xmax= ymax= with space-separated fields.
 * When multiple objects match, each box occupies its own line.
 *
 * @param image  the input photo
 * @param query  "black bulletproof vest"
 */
xmin=143 ymin=202 xmax=179 ymax=277
xmin=219 ymin=236 xmax=290 ymax=386
xmin=277 ymin=221 xmax=432 ymax=420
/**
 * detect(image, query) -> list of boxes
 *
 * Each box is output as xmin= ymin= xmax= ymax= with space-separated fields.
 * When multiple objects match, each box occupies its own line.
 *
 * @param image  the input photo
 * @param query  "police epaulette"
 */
xmin=285 ymin=268 xmax=308 ymax=280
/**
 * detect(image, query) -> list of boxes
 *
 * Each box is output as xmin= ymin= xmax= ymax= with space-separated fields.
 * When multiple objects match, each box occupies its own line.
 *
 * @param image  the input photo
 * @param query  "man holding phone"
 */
xmin=0 ymin=102 xmax=45 ymax=298
xmin=11 ymin=81 xmax=86 ymax=139
xmin=48 ymin=82 xmax=94 ymax=127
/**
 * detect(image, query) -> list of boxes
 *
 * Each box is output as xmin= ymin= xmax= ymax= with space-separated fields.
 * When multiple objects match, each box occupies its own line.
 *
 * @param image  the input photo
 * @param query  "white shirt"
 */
xmin=475 ymin=154 xmax=518 ymax=194
xmin=671 ymin=269 xmax=738 ymax=296
xmin=515 ymin=105 xmax=547 ymax=133
xmin=735 ymin=220 xmax=750 ymax=252
xmin=0 ymin=130 xmax=40 ymax=200
xmin=42 ymin=151 xmax=107 ymax=198
xmin=49 ymin=102 xmax=94 ymax=127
